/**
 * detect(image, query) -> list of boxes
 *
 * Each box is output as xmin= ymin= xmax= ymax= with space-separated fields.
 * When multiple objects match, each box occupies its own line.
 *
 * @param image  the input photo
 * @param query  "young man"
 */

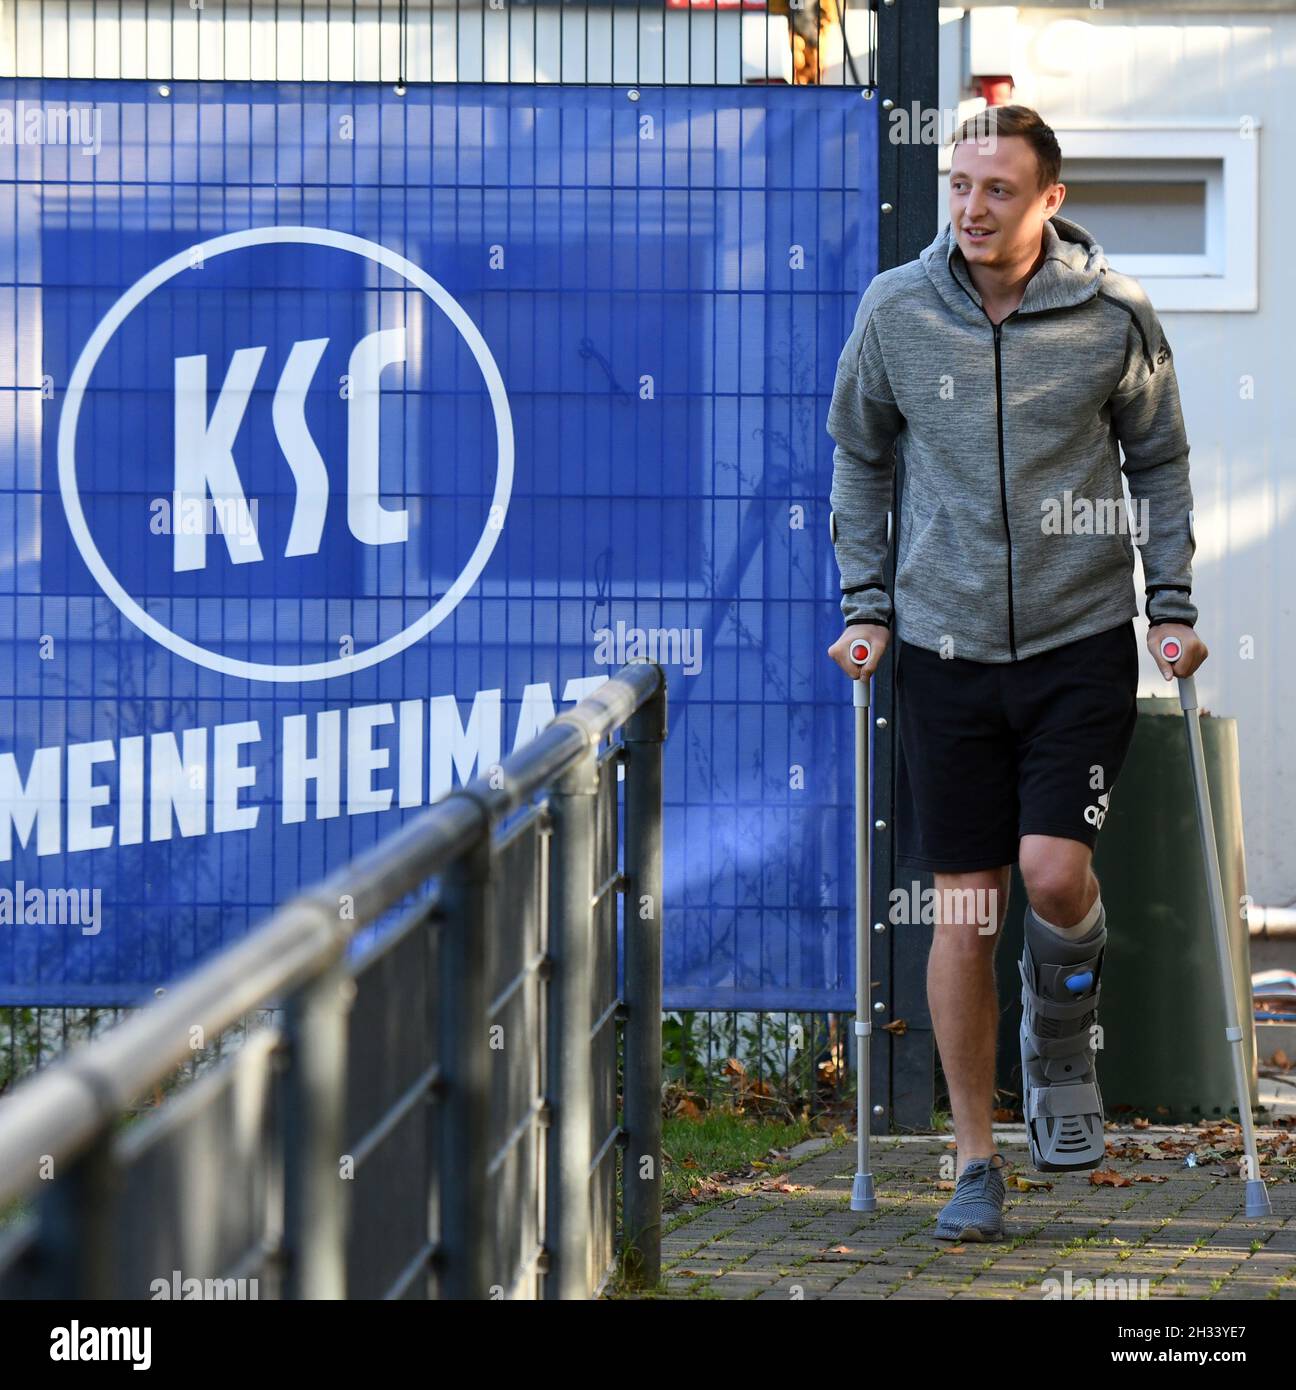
xmin=824 ymin=105 xmax=1208 ymax=1242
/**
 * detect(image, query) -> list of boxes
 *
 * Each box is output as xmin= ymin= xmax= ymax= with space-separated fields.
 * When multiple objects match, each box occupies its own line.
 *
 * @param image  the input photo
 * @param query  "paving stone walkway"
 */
xmin=642 ymin=1130 xmax=1296 ymax=1300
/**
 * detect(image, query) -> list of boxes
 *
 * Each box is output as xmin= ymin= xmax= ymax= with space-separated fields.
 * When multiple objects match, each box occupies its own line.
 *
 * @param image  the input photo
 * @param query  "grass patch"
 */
xmin=662 ymin=1105 xmax=826 ymax=1209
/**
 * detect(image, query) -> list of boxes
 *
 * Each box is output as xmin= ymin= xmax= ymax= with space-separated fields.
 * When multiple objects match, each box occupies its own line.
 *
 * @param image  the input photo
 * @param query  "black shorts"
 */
xmin=895 ymin=620 xmax=1139 ymax=872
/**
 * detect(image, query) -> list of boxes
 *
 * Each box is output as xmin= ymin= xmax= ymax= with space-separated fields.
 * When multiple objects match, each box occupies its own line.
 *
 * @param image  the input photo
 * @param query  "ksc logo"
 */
xmin=57 ymin=227 xmax=514 ymax=682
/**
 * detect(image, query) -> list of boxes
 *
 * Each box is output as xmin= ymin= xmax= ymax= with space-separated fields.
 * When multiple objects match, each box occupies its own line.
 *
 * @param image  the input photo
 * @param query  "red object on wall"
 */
xmin=977 ymin=75 xmax=1014 ymax=106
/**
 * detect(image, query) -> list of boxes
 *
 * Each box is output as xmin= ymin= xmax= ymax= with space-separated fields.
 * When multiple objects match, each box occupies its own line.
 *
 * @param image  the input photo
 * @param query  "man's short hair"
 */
xmin=951 ymin=105 xmax=1062 ymax=194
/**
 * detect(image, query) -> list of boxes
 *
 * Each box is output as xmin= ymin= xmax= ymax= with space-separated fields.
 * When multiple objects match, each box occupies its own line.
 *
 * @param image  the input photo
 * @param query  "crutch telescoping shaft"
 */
xmin=1159 ymin=634 xmax=1272 ymax=1218
xmin=849 ymin=637 xmax=877 ymax=1212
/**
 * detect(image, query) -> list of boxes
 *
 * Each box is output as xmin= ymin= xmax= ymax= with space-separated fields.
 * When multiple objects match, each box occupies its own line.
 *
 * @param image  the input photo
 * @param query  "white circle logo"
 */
xmin=57 ymin=226 xmax=514 ymax=682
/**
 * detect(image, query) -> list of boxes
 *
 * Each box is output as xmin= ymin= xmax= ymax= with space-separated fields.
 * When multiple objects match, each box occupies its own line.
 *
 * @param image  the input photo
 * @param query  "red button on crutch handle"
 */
xmin=849 ymin=638 xmax=872 ymax=667
xmin=1159 ymin=635 xmax=1183 ymax=663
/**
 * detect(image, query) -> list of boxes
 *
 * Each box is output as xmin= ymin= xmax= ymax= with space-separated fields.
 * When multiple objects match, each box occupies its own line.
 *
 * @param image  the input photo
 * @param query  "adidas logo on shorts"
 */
xmin=1084 ymin=791 xmax=1112 ymax=829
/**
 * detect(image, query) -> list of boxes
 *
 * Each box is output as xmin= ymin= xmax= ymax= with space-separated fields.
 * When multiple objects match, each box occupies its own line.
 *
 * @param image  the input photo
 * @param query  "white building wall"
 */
xmin=942 ymin=7 xmax=1295 ymax=907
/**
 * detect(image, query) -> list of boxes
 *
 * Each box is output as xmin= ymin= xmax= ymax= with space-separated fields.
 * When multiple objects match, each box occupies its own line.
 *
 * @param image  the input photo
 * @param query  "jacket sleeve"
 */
xmin=1108 ymin=311 xmax=1198 ymax=629
xmin=826 ymin=284 xmax=904 ymax=629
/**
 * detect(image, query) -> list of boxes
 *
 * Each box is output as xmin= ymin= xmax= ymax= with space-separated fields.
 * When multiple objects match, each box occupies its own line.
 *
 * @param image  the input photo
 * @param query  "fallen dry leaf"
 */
xmin=827 ymin=1245 xmax=853 ymax=1254
xmin=1008 ymin=1175 xmax=1054 ymax=1191
xmin=941 ymin=1245 xmax=967 ymax=1255
xmin=1089 ymin=1168 xmax=1132 ymax=1188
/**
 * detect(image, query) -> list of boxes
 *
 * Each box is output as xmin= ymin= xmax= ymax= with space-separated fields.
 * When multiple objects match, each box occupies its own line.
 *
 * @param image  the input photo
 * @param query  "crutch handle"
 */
xmin=1159 ymin=633 xmax=1198 ymax=711
xmin=849 ymin=639 xmax=873 ymax=709
xmin=849 ymin=638 xmax=872 ymax=670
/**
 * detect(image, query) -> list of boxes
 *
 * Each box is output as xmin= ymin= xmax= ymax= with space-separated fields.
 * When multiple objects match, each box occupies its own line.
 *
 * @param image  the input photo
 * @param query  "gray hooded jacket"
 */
xmin=826 ymin=214 xmax=1197 ymax=663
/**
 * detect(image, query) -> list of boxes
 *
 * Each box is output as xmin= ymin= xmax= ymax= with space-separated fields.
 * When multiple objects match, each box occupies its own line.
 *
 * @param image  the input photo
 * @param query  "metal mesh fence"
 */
xmin=0 ymin=0 xmax=883 ymax=1117
xmin=0 ymin=0 xmax=878 ymax=88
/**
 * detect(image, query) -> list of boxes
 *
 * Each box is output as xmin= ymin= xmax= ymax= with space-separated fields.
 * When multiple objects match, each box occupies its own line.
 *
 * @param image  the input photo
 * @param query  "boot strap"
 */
xmin=1024 ymin=1030 xmax=1096 ymax=1061
xmin=1018 ymin=958 xmax=1101 ymax=1020
xmin=1026 ymin=1081 xmax=1101 ymax=1120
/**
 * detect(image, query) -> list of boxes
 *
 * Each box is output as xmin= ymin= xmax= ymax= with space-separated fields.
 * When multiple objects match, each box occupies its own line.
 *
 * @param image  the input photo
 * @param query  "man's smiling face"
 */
xmin=949 ymin=133 xmax=1064 ymax=270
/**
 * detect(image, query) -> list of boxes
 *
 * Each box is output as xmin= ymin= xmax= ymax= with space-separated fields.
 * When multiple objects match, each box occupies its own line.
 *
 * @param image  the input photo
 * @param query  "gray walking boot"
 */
xmin=1019 ymin=902 xmax=1108 ymax=1172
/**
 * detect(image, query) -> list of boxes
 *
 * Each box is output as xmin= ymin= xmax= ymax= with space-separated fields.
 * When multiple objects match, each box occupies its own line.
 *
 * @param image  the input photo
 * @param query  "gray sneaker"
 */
xmin=934 ymin=1152 xmax=1007 ymax=1242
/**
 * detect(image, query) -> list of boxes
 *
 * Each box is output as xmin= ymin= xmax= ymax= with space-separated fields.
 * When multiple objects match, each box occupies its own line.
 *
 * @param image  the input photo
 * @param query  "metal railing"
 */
xmin=0 ymin=661 xmax=666 ymax=1300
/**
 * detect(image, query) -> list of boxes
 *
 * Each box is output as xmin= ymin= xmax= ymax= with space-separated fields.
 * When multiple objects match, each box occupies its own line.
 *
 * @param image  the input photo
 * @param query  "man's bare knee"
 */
xmin=932 ymin=868 xmax=1010 ymax=941
xmin=1019 ymin=836 xmax=1096 ymax=927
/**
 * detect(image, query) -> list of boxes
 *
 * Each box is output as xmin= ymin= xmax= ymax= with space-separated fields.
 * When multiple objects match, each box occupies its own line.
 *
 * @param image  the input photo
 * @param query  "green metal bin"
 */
xmin=995 ymin=695 xmax=1258 ymax=1125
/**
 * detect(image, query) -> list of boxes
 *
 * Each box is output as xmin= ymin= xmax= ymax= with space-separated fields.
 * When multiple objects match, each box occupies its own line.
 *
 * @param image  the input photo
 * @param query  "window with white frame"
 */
xmin=938 ymin=122 xmax=1260 ymax=312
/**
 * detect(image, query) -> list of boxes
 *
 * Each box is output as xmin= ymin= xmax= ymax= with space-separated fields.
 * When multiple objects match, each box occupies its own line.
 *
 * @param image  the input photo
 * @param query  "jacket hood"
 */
xmin=921 ymin=214 xmax=1109 ymax=323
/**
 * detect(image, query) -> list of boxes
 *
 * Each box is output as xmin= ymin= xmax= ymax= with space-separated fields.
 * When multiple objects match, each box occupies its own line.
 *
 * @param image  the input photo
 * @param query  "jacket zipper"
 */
xmin=951 ymin=269 xmax=1022 ymax=661
xmin=992 ymin=316 xmax=1018 ymax=661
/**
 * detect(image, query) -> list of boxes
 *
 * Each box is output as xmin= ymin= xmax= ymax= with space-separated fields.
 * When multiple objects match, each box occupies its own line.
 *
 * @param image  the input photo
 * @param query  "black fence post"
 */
xmin=873 ymin=0 xmax=941 ymax=1132
xmin=622 ymin=671 xmax=666 ymax=1288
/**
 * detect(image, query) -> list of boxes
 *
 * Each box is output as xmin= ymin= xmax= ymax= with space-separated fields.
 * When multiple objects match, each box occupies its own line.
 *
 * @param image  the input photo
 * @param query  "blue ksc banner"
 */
xmin=0 ymin=80 xmax=877 ymax=1007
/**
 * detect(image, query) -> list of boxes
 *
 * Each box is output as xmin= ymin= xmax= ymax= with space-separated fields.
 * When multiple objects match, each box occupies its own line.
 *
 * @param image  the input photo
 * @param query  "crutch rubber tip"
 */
xmin=1245 ymin=1180 xmax=1273 ymax=1219
xmin=1158 ymin=635 xmax=1182 ymax=662
xmin=849 ymin=638 xmax=872 ymax=667
xmin=851 ymin=1172 xmax=877 ymax=1212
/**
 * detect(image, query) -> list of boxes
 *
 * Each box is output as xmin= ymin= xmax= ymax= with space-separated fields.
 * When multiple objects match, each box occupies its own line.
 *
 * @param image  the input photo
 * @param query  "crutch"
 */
xmin=1159 ymin=633 xmax=1271 ymax=1218
xmin=849 ymin=636 xmax=877 ymax=1212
